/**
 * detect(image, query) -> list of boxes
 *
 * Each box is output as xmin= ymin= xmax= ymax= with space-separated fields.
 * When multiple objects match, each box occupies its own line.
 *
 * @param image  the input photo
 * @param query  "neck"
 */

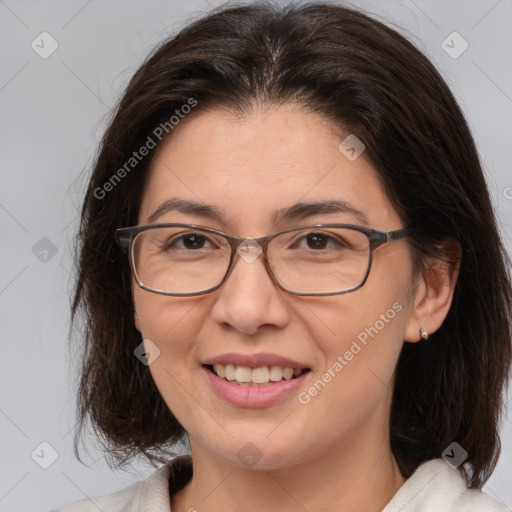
xmin=172 ymin=424 xmax=406 ymax=512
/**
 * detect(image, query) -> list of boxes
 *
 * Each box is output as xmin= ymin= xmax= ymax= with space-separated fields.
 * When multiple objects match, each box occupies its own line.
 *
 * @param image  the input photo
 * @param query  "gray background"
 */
xmin=1 ymin=0 xmax=511 ymax=511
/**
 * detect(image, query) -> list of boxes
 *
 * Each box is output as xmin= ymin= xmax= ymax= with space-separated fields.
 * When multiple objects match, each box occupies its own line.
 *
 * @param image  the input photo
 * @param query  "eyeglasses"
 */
xmin=116 ymin=223 xmax=413 ymax=296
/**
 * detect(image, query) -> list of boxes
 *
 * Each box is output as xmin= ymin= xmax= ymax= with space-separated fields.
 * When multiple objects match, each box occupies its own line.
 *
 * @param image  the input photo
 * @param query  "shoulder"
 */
xmin=383 ymin=458 xmax=509 ymax=512
xmin=49 ymin=455 xmax=192 ymax=512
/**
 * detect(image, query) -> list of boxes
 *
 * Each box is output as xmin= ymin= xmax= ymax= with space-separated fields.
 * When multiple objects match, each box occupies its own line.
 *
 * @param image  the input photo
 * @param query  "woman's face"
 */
xmin=133 ymin=104 xmax=419 ymax=469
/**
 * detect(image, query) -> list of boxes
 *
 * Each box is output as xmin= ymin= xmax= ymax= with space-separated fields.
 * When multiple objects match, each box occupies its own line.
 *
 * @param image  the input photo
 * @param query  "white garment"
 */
xmin=50 ymin=456 xmax=509 ymax=511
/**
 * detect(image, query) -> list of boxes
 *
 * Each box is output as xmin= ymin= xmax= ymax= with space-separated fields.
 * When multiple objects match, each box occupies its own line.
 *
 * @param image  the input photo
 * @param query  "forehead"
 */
xmin=139 ymin=105 xmax=399 ymax=232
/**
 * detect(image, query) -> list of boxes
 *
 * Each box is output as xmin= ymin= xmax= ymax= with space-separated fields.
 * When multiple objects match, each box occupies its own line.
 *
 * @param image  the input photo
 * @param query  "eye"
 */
xmin=166 ymin=232 xmax=214 ymax=250
xmin=293 ymin=232 xmax=348 ymax=251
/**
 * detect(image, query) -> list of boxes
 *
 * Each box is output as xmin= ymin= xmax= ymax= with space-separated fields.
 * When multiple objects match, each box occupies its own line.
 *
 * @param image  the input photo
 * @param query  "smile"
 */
xmin=205 ymin=364 xmax=309 ymax=385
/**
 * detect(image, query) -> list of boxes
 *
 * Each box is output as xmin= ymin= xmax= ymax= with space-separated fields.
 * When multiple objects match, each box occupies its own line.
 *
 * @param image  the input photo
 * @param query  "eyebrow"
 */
xmin=274 ymin=199 xmax=370 ymax=225
xmin=147 ymin=197 xmax=370 ymax=226
xmin=147 ymin=198 xmax=224 ymax=224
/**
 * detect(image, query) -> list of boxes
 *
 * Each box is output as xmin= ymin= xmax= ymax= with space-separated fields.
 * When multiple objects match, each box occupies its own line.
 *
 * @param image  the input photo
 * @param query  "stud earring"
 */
xmin=420 ymin=327 xmax=429 ymax=340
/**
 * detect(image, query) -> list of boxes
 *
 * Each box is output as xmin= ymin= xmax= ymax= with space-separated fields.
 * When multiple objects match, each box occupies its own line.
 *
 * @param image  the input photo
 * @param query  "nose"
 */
xmin=210 ymin=245 xmax=291 ymax=335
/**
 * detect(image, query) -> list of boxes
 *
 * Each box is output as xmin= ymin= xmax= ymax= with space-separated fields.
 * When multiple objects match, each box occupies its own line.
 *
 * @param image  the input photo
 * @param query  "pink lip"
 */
xmin=203 ymin=352 xmax=308 ymax=369
xmin=202 ymin=366 xmax=310 ymax=408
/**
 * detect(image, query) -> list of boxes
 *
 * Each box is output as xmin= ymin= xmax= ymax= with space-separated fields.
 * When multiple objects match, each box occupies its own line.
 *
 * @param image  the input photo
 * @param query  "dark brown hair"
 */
xmin=72 ymin=2 xmax=511 ymax=487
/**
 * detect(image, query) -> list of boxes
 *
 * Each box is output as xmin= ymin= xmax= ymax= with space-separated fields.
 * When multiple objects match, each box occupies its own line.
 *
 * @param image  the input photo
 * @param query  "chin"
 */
xmin=195 ymin=430 xmax=312 ymax=471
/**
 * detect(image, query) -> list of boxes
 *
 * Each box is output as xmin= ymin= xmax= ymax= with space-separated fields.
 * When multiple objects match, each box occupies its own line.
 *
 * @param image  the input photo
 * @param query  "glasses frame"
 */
xmin=116 ymin=223 xmax=413 ymax=297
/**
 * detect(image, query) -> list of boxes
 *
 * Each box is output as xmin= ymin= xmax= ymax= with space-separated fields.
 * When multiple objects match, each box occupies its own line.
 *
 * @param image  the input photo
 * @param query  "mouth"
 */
xmin=203 ymin=364 xmax=311 ymax=386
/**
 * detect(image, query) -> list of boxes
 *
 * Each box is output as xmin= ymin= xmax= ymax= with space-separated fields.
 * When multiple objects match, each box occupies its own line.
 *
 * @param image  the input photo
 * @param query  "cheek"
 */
xmin=132 ymin=292 xmax=213 ymax=423
xmin=295 ymin=298 xmax=407 ymax=441
xmin=300 ymin=266 xmax=411 ymax=401
xmin=310 ymin=296 xmax=406 ymax=375
xmin=133 ymin=289 xmax=208 ymax=359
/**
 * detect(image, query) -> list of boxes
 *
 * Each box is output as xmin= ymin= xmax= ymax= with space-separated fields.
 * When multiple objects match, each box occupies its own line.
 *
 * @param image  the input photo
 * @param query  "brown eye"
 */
xmin=166 ymin=233 xmax=212 ymax=251
xmin=291 ymin=232 xmax=349 ymax=251
xmin=305 ymin=233 xmax=329 ymax=249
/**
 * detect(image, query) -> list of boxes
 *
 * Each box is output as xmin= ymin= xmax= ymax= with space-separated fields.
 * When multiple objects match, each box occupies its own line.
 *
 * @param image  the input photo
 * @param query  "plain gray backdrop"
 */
xmin=1 ymin=1 xmax=511 ymax=511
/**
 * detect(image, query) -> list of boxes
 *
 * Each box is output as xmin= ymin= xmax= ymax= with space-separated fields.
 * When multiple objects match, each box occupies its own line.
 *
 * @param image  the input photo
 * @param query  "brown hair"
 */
xmin=71 ymin=2 xmax=511 ymax=487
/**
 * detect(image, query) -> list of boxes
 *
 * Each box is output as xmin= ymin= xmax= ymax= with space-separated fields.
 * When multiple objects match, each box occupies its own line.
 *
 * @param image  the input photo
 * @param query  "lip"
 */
xmin=203 ymin=352 xmax=308 ymax=369
xmin=202 ymin=366 xmax=310 ymax=408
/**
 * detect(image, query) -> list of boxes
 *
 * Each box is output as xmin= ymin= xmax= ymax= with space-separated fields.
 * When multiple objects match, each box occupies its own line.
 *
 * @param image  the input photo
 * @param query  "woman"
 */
xmin=52 ymin=2 xmax=511 ymax=511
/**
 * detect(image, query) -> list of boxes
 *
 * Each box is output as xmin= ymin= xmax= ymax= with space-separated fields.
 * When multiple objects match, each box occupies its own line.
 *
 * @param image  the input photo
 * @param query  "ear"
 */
xmin=404 ymin=238 xmax=461 ymax=342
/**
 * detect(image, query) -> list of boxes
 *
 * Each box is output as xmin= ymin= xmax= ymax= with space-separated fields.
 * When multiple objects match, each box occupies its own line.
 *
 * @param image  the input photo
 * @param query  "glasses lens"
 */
xmin=132 ymin=227 xmax=231 ymax=294
xmin=269 ymin=227 xmax=371 ymax=294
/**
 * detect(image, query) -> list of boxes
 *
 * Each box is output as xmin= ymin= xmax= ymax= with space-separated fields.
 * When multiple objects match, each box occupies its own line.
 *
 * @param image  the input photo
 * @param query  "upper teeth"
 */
xmin=213 ymin=364 xmax=304 ymax=384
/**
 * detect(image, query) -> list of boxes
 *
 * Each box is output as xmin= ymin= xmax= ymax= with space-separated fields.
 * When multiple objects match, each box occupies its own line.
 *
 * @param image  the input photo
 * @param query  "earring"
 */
xmin=420 ymin=327 xmax=429 ymax=340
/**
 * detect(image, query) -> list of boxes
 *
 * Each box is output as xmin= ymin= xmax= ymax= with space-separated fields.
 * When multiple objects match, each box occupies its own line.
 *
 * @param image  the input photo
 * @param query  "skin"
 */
xmin=133 ymin=103 xmax=459 ymax=512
